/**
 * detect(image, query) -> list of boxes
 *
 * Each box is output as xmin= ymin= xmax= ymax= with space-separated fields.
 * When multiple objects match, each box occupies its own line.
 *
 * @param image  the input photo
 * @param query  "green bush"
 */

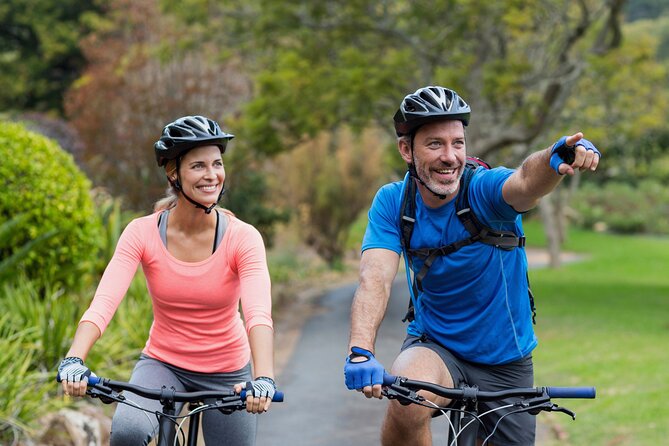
xmin=0 ymin=121 xmax=102 ymax=286
xmin=571 ymin=179 xmax=669 ymax=235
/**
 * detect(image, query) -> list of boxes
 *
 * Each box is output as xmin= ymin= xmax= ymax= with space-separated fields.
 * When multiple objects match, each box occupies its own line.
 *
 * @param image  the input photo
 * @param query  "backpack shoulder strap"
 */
xmin=455 ymin=162 xmax=526 ymax=250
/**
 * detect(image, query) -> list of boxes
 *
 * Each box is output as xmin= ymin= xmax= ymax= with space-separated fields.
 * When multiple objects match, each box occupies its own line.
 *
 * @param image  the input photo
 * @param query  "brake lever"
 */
xmin=549 ymin=404 xmax=576 ymax=420
xmin=87 ymin=386 xmax=124 ymax=405
xmin=215 ymin=398 xmax=246 ymax=415
xmin=524 ymin=401 xmax=576 ymax=420
xmin=383 ymin=385 xmax=424 ymax=406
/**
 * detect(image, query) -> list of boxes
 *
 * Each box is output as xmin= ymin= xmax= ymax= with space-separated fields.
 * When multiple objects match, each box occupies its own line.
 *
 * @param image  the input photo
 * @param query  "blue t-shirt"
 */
xmin=362 ymin=167 xmax=537 ymax=365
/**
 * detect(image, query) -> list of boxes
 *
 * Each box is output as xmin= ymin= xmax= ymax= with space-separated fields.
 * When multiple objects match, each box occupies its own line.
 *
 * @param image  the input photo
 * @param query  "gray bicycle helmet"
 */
xmin=154 ymin=115 xmax=234 ymax=166
xmin=393 ymin=86 xmax=471 ymax=136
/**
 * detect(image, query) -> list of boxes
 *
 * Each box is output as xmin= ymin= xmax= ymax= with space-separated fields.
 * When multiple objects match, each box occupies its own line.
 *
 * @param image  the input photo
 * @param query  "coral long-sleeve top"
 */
xmin=80 ymin=211 xmax=273 ymax=373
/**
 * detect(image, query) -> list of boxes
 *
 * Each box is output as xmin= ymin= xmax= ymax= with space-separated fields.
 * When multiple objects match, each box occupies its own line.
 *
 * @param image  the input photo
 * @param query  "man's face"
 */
xmin=402 ymin=120 xmax=466 ymax=201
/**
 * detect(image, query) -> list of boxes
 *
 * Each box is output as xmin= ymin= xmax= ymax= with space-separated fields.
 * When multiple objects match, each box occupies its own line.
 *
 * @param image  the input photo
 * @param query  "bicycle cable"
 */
xmin=450 ymin=404 xmax=513 ymax=446
xmin=423 ymin=399 xmax=456 ymax=438
xmin=174 ymin=404 xmax=217 ymax=446
xmin=481 ymin=406 xmax=529 ymax=446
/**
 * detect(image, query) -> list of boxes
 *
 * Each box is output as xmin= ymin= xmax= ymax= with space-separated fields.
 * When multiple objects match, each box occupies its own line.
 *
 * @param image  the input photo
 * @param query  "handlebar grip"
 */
xmin=239 ymin=390 xmax=284 ymax=402
xmin=382 ymin=373 xmax=397 ymax=386
xmin=56 ymin=374 xmax=100 ymax=385
xmin=546 ymin=387 xmax=596 ymax=399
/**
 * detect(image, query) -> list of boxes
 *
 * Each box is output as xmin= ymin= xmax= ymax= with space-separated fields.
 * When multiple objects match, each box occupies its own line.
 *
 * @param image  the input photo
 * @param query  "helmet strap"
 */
xmin=170 ymin=158 xmax=224 ymax=214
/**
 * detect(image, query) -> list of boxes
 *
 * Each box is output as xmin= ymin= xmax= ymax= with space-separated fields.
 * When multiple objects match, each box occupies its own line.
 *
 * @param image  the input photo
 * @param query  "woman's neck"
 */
xmin=168 ymin=201 xmax=217 ymax=234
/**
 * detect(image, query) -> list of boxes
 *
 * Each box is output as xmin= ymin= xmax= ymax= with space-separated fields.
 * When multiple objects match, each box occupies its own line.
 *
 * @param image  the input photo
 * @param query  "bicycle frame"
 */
xmin=84 ymin=376 xmax=284 ymax=446
xmin=382 ymin=373 xmax=595 ymax=446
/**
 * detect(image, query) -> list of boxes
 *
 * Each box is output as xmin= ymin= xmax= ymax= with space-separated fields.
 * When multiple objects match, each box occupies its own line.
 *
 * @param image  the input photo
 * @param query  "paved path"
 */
xmin=256 ymin=277 xmax=451 ymax=445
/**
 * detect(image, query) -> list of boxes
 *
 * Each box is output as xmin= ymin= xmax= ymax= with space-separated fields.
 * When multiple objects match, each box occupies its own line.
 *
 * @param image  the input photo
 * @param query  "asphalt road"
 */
xmin=256 ymin=277 xmax=452 ymax=445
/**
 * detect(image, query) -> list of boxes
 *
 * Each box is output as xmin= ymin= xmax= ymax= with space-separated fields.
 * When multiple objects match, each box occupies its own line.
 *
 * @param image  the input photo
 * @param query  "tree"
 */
xmin=174 ymin=0 xmax=630 ymax=264
xmin=64 ymin=0 xmax=250 ymax=212
xmin=0 ymin=0 xmax=102 ymax=113
xmin=271 ymin=127 xmax=389 ymax=264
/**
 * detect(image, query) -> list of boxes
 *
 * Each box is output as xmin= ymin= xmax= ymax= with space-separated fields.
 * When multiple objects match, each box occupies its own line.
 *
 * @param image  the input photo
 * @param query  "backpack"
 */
xmin=399 ymin=157 xmax=536 ymax=323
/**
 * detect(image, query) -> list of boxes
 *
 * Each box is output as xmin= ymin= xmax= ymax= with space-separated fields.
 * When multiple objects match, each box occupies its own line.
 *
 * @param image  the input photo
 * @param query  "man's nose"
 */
xmin=438 ymin=145 xmax=457 ymax=163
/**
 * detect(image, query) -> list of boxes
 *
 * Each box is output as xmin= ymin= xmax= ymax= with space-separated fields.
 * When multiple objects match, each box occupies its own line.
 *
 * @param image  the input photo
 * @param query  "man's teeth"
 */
xmin=436 ymin=168 xmax=455 ymax=174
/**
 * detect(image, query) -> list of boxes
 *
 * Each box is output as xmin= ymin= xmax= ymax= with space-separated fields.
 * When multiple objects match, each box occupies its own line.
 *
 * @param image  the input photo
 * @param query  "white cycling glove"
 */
xmin=58 ymin=357 xmax=94 ymax=382
xmin=245 ymin=376 xmax=276 ymax=400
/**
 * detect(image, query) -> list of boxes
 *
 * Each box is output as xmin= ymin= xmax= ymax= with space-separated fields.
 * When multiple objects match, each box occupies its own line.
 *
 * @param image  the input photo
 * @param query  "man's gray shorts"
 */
xmin=401 ymin=335 xmax=535 ymax=446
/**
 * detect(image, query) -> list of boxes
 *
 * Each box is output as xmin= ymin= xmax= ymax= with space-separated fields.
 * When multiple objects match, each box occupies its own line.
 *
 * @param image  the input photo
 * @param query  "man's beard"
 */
xmin=416 ymin=162 xmax=464 ymax=197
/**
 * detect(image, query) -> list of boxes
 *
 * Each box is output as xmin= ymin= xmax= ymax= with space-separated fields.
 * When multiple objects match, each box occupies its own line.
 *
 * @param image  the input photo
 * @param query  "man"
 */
xmin=344 ymin=86 xmax=600 ymax=445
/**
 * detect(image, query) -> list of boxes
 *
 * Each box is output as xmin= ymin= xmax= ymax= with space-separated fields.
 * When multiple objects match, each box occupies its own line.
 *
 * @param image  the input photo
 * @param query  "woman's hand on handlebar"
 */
xmin=57 ymin=356 xmax=95 ymax=398
xmin=234 ymin=376 xmax=276 ymax=414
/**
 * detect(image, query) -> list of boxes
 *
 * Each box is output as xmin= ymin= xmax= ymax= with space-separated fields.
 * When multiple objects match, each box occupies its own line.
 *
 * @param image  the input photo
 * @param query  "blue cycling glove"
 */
xmin=344 ymin=346 xmax=385 ymax=390
xmin=550 ymin=136 xmax=601 ymax=174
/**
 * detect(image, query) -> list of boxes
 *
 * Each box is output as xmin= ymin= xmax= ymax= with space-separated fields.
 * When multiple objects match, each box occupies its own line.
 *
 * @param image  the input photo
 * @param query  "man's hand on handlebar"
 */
xmin=344 ymin=346 xmax=385 ymax=399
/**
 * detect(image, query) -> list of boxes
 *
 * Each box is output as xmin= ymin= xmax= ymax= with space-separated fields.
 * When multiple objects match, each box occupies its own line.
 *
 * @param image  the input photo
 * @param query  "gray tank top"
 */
xmin=157 ymin=209 xmax=228 ymax=253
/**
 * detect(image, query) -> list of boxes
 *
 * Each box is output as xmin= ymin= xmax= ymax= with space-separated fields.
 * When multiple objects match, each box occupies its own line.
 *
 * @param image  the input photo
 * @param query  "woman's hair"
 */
xmin=153 ymin=160 xmax=179 ymax=212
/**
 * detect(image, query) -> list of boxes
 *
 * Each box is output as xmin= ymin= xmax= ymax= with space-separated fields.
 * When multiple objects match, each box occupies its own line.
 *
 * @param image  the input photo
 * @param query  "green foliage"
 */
xmin=222 ymin=149 xmax=289 ymax=247
xmin=90 ymin=189 xmax=140 ymax=275
xmin=0 ymin=281 xmax=71 ymax=443
xmin=0 ymin=214 xmax=57 ymax=281
xmin=559 ymin=17 xmax=669 ymax=176
xmin=570 ymin=179 xmax=669 ymax=235
xmin=270 ymin=127 xmax=389 ymax=265
xmin=532 ymin=229 xmax=669 ymax=444
xmin=0 ymin=121 xmax=103 ymax=286
xmin=0 ymin=0 xmax=102 ymax=112
xmin=1 ymin=280 xmax=80 ymax=373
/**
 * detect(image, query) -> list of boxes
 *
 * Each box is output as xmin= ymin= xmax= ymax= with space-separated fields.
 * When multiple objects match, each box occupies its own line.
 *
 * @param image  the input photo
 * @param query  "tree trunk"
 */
xmin=539 ymin=194 xmax=562 ymax=268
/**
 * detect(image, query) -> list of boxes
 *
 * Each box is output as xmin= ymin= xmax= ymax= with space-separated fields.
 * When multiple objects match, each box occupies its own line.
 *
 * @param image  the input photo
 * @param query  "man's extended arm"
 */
xmin=502 ymin=132 xmax=601 ymax=212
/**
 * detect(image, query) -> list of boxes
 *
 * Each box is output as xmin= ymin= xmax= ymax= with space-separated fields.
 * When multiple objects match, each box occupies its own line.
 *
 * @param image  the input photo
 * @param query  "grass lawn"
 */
xmin=523 ymin=221 xmax=669 ymax=445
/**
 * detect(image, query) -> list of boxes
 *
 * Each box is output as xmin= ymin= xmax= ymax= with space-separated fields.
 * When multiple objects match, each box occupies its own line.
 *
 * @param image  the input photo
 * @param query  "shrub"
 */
xmin=0 ymin=121 xmax=102 ymax=286
xmin=571 ymin=179 xmax=669 ymax=235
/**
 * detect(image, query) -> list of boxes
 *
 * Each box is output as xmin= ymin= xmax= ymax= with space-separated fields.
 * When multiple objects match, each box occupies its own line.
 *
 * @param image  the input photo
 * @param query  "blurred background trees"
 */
xmin=1 ymin=0 xmax=669 ymax=442
xmin=2 ymin=0 xmax=668 ymax=265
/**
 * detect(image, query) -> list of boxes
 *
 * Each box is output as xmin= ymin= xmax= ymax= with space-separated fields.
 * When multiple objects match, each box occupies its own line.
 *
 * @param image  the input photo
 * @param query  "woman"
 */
xmin=58 ymin=115 xmax=276 ymax=445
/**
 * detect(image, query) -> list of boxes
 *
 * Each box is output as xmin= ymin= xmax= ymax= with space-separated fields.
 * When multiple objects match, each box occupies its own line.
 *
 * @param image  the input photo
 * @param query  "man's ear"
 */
xmin=397 ymin=138 xmax=413 ymax=164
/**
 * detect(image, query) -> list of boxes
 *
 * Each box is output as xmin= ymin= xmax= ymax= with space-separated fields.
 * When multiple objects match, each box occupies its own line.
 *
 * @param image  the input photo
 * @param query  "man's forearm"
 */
xmin=348 ymin=279 xmax=392 ymax=353
xmin=503 ymin=147 xmax=563 ymax=212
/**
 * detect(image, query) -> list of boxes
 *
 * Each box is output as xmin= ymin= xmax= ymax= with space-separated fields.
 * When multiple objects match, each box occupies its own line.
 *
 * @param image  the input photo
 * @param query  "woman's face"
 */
xmin=175 ymin=145 xmax=225 ymax=205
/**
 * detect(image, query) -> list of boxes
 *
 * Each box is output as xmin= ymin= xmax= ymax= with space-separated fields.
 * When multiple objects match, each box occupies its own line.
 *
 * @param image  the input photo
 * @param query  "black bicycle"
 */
xmin=58 ymin=375 xmax=284 ymax=446
xmin=382 ymin=373 xmax=595 ymax=445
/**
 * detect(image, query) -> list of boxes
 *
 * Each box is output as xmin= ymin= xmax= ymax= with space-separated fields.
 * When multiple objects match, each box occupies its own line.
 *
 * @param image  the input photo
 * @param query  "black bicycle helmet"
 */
xmin=393 ymin=86 xmax=471 ymax=136
xmin=154 ymin=115 xmax=234 ymax=167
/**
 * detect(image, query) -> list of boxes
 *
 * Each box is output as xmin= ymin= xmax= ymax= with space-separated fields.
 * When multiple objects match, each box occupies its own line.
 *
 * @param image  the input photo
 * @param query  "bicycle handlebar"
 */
xmin=58 ymin=374 xmax=284 ymax=403
xmin=383 ymin=373 xmax=595 ymax=400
